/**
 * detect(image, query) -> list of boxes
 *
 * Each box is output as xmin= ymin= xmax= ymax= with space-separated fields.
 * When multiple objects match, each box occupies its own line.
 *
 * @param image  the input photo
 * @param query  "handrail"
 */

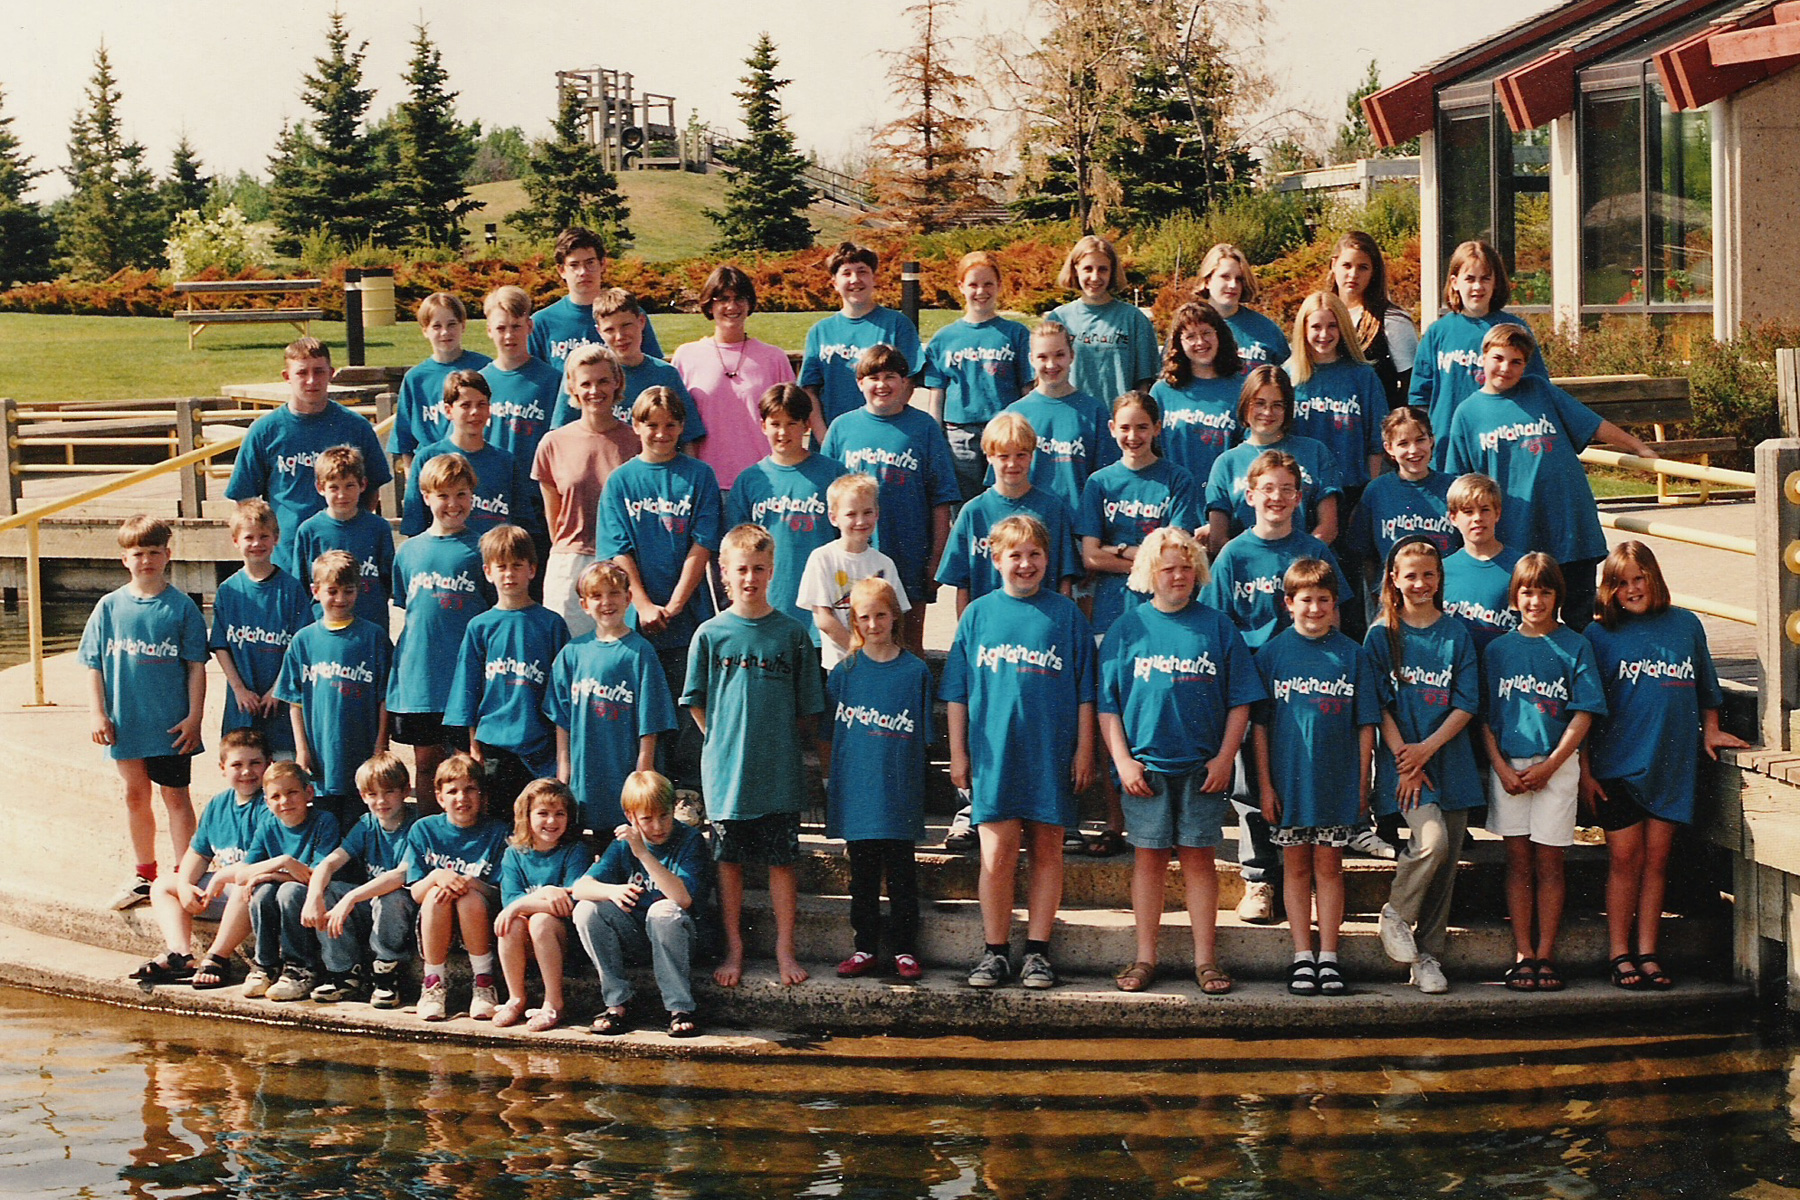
xmin=1598 ymin=512 xmax=1755 ymax=555
xmin=1579 ymin=447 xmax=1756 ymax=489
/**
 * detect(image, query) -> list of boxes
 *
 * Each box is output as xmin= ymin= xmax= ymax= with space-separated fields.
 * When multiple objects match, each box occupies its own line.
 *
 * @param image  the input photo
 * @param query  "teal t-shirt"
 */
xmin=1346 ymin=472 xmax=1459 ymax=566
xmin=825 ymin=651 xmax=934 ymax=842
xmin=1408 ymin=310 xmax=1547 ymax=468
xmin=820 ymin=407 xmax=959 ymax=597
xmin=480 ymin=357 xmax=561 ymax=465
xmin=1077 ymin=459 xmax=1201 ymax=635
xmin=595 ymin=455 xmax=725 ymax=651
xmin=543 ymin=631 xmax=678 ymax=832
xmin=273 ymin=618 xmax=392 ymax=797
xmin=1203 ymin=434 xmax=1343 ymax=537
xmin=1482 ymin=625 xmax=1607 ymax=760
xmin=78 ymin=585 xmax=209 ymax=762
xmin=1000 ymin=388 xmax=1119 ymax=513
xmin=1200 ymin=528 xmax=1348 ymax=650
xmin=1044 ymin=298 xmax=1160 ymax=402
xmin=387 ymin=529 xmax=492 ymax=715
xmin=725 ymin=452 xmax=847 ymax=642
xmin=1290 ymin=358 xmax=1390 ymax=490
xmin=1443 ymin=546 xmax=1524 ymax=654
xmin=923 ymin=316 xmax=1034 ymax=424
xmin=293 ymin=509 xmax=394 ymax=628
xmin=937 ymin=486 xmax=1081 ymax=599
xmin=190 ymin=788 xmax=269 ymax=869
xmin=390 ymin=349 xmax=493 ymax=456
xmin=444 ymin=605 xmax=570 ymax=774
xmin=403 ymin=813 xmax=510 ymax=885
xmin=400 ymin=439 xmax=540 ymax=540
xmin=1363 ymin=615 xmax=1483 ymax=815
xmin=223 ymin=402 xmax=393 ymax=577
xmin=1098 ymin=600 xmax=1265 ymax=774
xmin=1222 ymin=308 xmax=1290 ymax=368
xmin=1253 ymin=627 xmax=1381 ymax=828
xmin=1151 ymin=374 xmax=1241 ymax=486
xmin=798 ymin=308 xmax=924 ymax=426
xmin=337 ymin=810 xmax=417 ymax=883
xmin=499 ymin=841 xmax=595 ymax=907
xmin=208 ymin=566 xmax=313 ymax=752
xmin=247 ymin=808 xmax=342 ymax=869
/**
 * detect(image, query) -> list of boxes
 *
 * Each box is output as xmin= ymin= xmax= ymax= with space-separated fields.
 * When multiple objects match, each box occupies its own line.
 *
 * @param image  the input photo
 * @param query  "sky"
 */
xmin=0 ymin=0 xmax=1549 ymax=202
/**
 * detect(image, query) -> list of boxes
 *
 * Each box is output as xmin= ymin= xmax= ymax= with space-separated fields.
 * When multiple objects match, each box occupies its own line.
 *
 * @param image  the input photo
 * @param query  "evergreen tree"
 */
xmin=512 ymin=85 xmax=632 ymax=248
xmin=59 ymin=46 xmax=165 ymax=275
xmin=0 ymin=84 xmax=54 ymax=288
xmin=706 ymin=34 xmax=815 ymax=253
xmin=1331 ymin=60 xmax=1417 ymax=162
xmin=393 ymin=24 xmax=479 ymax=248
xmin=1106 ymin=53 xmax=1251 ymax=224
xmin=267 ymin=12 xmax=390 ymax=248
xmin=159 ymin=136 xmax=212 ymax=223
xmin=870 ymin=0 xmax=991 ymax=231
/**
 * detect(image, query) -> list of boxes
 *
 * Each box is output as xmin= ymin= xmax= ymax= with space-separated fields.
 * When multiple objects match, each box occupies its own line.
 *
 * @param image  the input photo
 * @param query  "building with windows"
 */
xmin=1364 ymin=0 xmax=1800 ymax=341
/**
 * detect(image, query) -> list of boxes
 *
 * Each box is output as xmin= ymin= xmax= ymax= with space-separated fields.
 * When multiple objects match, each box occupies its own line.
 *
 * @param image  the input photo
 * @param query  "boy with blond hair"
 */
xmin=936 ymin=412 xmax=1081 ymax=612
xmin=1442 ymin=473 xmax=1524 ymax=654
xmin=81 ymin=514 xmax=209 ymax=909
xmin=555 ymin=289 xmax=705 ymax=448
xmin=211 ymin=500 xmax=312 ymax=758
xmin=391 ymin=291 xmax=492 ymax=467
xmin=479 ymin=285 xmax=561 ymax=465
xmin=796 ymin=472 xmax=912 ymax=671
xmin=293 ymin=444 xmax=394 ymax=629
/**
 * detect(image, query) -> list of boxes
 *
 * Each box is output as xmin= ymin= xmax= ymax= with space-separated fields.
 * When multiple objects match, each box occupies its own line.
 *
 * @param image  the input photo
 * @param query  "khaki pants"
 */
xmin=1388 ymin=804 xmax=1469 ymax=958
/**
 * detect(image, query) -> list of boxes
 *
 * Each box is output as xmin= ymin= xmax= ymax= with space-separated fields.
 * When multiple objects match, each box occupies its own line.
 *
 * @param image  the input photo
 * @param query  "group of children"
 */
xmin=81 ymin=227 xmax=1743 ymax=1029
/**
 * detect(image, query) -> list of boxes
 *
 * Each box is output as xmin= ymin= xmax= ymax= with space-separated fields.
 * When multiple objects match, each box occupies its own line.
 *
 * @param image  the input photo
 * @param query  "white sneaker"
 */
xmin=1348 ymin=827 xmax=1397 ymax=859
xmin=266 ymin=967 xmax=315 ymax=1002
xmin=369 ymin=960 xmax=401 ymax=1009
xmin=417 ymin=974 xmax=449 ymax=1021
xmin=1411 ymin=953 xmax=1449 ymax=994
xmin=469 ymin=975 xmax=499 ymax=1020
xmin=1378 ymin=904 xmax=1419 ymax=964
xmin=241 ymin=965 xmax=274 ymax=999
xmin=109 ymin=875 xmax=152 ymax=911
xmin=1236 ymin=880 xmax=1275 ymax=923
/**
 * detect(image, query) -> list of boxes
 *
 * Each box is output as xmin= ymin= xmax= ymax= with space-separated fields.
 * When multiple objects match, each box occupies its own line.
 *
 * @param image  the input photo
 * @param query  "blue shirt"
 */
xmin=825 ymin=651 xmax=934 ymax=842
xmin=798 ymin=308 xmax=924 ymax=426
xmin=273 ymin=618 xmax=392 ymax=797
xmin=1443 ymin=546 xmax=1524 ymax=654
xmin=78 ymin=585 xmax=209 ymax=761
xmin=1482 ymin=625 xmax=1607 ymax=759
xmin=1408 ymin=310 xmax=1548 ymax=468
xmin=1254 ymin=627 xmax=1381 ymax=828
xmin=1290 ymin=359 xmax=1390 ymax=489
xmin=224 ymin=403 xmax=394 ymax=577
xmin=499 ymin=841 xmax=594 ymax=907
xmin=1044 ymin=298 xmax=1161 ymax=402
xmin=725 ymin=452 xmax=846 ymax=642
xmin=403 ymin=813 xmax=510 ymax=885
xmin=1346 ymin=472 xmax=1460 ymax=566
xmin=586 ymin=820 xmax=712 ymax=925
xmin=390 ymin=350 xmax=493 ymax=456
xmin=292 ymin=509 xmax=394 ymax=628
xmin=529 ymin=295 xmax=665 ymax=413
xmin=937 ymin=486 xmax=1081 ymax=599
xmin=1201 ymin=529 xmax=1348 ymax=649
xmin=596 ymin=454 xmax=725 ymax=651
xmin=923 ymin=316 xmax=1034 ymax=424
xmin=820 ymin=406 xmax=959 ymax=597
xmin=1098 ymin=600 xmax=1265 ymax=773
xmin=387 ymin=530 xmax=492 ymax=714
xmin=681 ymin=610 xmax=824 ymax=821
xmin=247 ymin=809 xmax=342 ymax=869
xmin=336 ymin=811 xmax=417 ymax=883
xmin=1151 ymin=374 xmax=1241 ymax=486
xmin=444 ymin=604 xmax=570 ymax=773
xmin=1000 ymin=388 xmax=1119 ymax=513
xmin=400 ymin=439 xmax=539 ymax=540
xmin=1442 ymin=379 xmax=1606 ymax=564
xmin=1363 ymin=616 xmax=1483 ymax=814
xmin=480 ymin=357 xmax=561 ymax=465
xmin=1222 ymin=308 xmax=1290 ymax=368
xmin=190 ymin=789 xmax=269 ymax=869
xmin=1078 ymin=459 xmax=1201 ymax=634
xmin=1584 ymin=608 xmax=1725 ymax=824
xmin=939 ymin=588 xmax=1096 ymax=827
xmin=544 ymin=631 xmax=678 ymax=831
xmin=208 ymin=566 xmax=313 ymax=752
xmin=1204 ymin=435 xmax=1342 ymax=536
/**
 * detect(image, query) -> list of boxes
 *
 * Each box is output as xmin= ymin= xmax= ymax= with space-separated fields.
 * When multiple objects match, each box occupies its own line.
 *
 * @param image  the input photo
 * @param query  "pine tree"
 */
xmin=870 ymin=0 xmax=992 ymax=231
xmin=512 ymin=85 xmax=632 ymax=249
xmin=159 ymin=136 xmax=211 ymax=223
xmin=0 ymin=84 xmax=54 ymax=288
xmin=1331 ymin=60 xmax=1417 ymax=162
xmin=59 ymin=46 xmax=165 ymax=276
xmin=267 ymin=11 xmax=390 ymax=248
xmin=393 ymin=24 xmax=479 ymax=248
xmin=706 ymin=34 xmax=815 ymax=253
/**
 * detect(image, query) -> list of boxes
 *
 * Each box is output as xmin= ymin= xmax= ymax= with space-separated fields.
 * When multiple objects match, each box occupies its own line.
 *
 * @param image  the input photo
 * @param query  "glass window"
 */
xmin=1509 ymin=126 xmax=1553 ymax=305
xmin=1580 ymin=89 xmax=1644 ymax=307
xmin=1439 ymin=108 xmax=1492 ymax=269
xmin=1650 ymin=81 xmax=1712 ymax=305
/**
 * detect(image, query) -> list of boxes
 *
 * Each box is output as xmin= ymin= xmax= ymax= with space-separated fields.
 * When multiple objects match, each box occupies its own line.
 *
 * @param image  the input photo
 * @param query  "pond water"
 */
xmin=3 ymin=987 xmax=1798 ymax=1198
xmin=0 ymin=600 xmax=89 ymax=670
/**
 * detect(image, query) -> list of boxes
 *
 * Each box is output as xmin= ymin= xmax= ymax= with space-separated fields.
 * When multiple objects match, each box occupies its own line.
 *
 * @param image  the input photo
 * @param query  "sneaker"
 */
xmin=417 ymin=974 xmax=449 ymax=1021
xmin=837 ymin=951 xmax=879 ymax=978
xmin=266 ymin=966 xmax=316 ymax=1002
xmin=241 ymin=965 xmax=275 ymax=999
xmin=310 ymin=968 xmax=364 ymax=1004
xmin=1018 ymin=952 xmax=1058 ymax=990
xmin=1411 ymin=953 xmax=1449 ymax=995
xmin=966 ymin=949 xmax=1011 ymax=989
xmin=469 ymin=974 xmax=499 ymax=1020
xmin=1348 ymin=827 xmax=1397 ymax=859
xmin=369 ymin=961 xmax=401 ymax=1009
xmin=944 ymin=807 xmax=975 ymax=853
xmin=1378 ymin=904 xmax=1419 ymax=964
xmin=893 ymin=953 xmax=924 ymax=981
xmin=109 ymin=875 xmax=152 ymax=911
xmin=1236 ymin=880 xmax=1275 ymax=923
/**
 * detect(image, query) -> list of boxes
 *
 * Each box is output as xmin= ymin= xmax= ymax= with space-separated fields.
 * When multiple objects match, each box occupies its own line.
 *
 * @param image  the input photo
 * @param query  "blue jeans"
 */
xmin=574 ymin=896 xmax=697 ymax=1014
xmin=250 ymin=880 xmax=315 ymax=971
xmin=317 ymin=883 xmax=418 ymax=973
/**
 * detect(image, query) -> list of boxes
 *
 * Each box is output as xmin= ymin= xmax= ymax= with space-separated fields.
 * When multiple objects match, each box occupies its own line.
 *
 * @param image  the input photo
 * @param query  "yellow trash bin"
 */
xmin=359 ymin=268 xmax=396 ymax=327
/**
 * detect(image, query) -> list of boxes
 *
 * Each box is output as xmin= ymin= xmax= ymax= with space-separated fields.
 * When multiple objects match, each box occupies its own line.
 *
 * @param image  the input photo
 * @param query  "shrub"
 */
xmin=164 ymin=205 xmax=272 ymax=281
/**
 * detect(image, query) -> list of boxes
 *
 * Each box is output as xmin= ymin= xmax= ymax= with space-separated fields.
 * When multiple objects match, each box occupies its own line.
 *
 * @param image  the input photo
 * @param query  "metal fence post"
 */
xmin=0 ymin=398 xmax=19 ymax=517
xmin=174 ymin=398 xmax=206 ymax=519
xmin=901 ymin=261 xmax=921 ymax=331
xmin=1755 ymin=437 xmax=1800 ymax=748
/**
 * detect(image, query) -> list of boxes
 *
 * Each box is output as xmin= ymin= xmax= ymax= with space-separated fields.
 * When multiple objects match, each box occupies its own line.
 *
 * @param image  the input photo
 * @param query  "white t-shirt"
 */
xmin=794 ymin=542 xmax=913 ymax=669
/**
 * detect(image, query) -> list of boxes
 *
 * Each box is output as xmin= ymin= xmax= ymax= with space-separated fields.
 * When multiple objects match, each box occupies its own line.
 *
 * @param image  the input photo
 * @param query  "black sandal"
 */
xmin=1085 ymin=830 xmax=1128 ymax=857
xmin=189 ymin=954 xmax=233 ymax=990
xmin=1533 ymin=960 xmax=1565 ymax=992
xmin=1609 ymin=954 xmax=1644 ymax=989
xmin=1636 ymin=956 xmax=1675 ymax=990
xmin=131 ymin=951 xmax=194 ymax=983
xmin=1287 ymin=959 xmax=1318 ymax=995
xmin=590 ymin=1009 xmax=631 ymax=1036
xmin=667 ymin=1011 xmax=698 ymax=1038
xmin=1315 ymin=960 xmax=1346 ymax=995
xmin=1503 ymin=958 xmax=1538 ymax=991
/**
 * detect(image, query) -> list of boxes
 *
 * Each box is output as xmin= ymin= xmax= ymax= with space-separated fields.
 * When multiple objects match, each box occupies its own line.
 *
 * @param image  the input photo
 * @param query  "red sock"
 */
xmin=136 ymin=862 xmax=158 ymax=882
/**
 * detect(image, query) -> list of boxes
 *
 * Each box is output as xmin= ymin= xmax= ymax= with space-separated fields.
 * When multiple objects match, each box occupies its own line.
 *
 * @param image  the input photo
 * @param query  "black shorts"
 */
xmin=1592 ymin=777 xmax=1653 ymax=832
xmin=142 ymin=754 xmax=194 ymax=788
xmin=713 ymin=812 xmax=801 ymax=867
xmin=389 ymin=712 xmax=461 ymax=748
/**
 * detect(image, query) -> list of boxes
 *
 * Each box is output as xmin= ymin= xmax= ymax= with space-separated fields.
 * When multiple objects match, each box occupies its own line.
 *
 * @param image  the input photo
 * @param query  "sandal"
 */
xmin=131 ymin=951 xmax=194 ymax=983
xmin=525 ymin=1006 xmax=561 ymax=1033
xmin=590 ymin=1008 xmax=631 ymax=1036
xmin=1063 ymin=828 xmax=1088 ymax=852
xmin=1609 ymin=954 xmax=1645 ymax=990
xmin=1287 ymin=958 xmax=1318 ymax=995
xmin=1195 ymin=963 xmax=1233 ymax=995
xmin=1636 ymin=956 xmax=1675 ymax=990
xmin=189 ymin=954 xmax=232 ymax=990
xmin=1533 ymin=960 xmax=1565 ymax=992
xmin=491 ymin=997 xmax=528 ymax=1028
xmin=1503 ymin=958 xmax=1538 ymax=991
xmin=1086 ymin=830 xmax=1128 ymax=857
xmin=1114 ymin=961 xmax=1156 ymax=993
xmin=667 ymin=1011 xmax=698 ymax=1038
xmin=1315 ymin=960 xmax=1346 ymax=995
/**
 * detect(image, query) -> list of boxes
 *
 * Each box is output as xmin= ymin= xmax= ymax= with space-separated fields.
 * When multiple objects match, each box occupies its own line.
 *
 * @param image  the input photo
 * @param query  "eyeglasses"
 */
xmin=1251 ymin=485 xmax=1298 ymax=498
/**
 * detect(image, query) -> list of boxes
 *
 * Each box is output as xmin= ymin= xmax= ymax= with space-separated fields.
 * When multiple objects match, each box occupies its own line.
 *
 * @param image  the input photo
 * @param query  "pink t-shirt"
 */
xmin=531 ymin=421 xmax=642 ymax=554
xmin=671 ymin=336 xmax=796 ymax=490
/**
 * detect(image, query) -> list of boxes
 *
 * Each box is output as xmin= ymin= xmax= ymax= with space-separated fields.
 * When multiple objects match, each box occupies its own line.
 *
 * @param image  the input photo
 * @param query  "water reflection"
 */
xmin=4 ymin=988 xmax=1800 ymax=1198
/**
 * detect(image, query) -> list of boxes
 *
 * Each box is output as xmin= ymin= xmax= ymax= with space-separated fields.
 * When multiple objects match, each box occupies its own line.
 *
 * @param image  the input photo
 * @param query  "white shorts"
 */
xmin=1487 ymin=754 xmax=1578 ymax=847
xmin=543 ymin=550 xmax=597 ymax=637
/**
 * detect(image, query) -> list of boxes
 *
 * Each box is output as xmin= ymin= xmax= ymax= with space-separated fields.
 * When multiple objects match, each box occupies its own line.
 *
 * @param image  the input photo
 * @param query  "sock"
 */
xmin=985 ymin=943 xmax=1009 ymax=957
xmin=469 ymin=952 xmax=495 ymax=980
xmin=1025 ymin=939 xmax=1050 ymax=958
xmin=1317 ymin=950 xmax=1339 ymax=964
xmin=423 ymin=961 xmax=446 ymax=984
xmin=136 ymin=862 xmax=158 ymax=883
xmin=1293 ymin=950 xmax=1316 ymax=964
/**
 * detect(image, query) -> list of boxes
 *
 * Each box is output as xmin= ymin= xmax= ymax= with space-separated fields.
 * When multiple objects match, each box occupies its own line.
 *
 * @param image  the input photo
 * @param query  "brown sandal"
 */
xmin=1114 ymin=961 xmax=1156 ymax=992
xmin=1195 ymin=963 xmax=1234 ymax=995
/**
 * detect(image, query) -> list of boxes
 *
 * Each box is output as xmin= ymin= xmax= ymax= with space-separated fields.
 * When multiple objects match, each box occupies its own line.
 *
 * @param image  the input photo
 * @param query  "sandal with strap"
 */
xmin=1533 ymin=960 xmax=1565 ymax=992
xmin=1195 ymin=963 xmax=1233 ymax=995
xmin=1085 ymin=830 xmax=1128 ymax=857
xmin=131 ymin=951 xmax=195 ymax=983
xmin=1315 ymin=960 xmax=1346 ymax=995
xmin=190 ymin=954 xmax=233 ymax=990
xmin=1503 ymin=958 xmax=1538 ymax=991
xmin=590 ymin=1008 xmax=631 ymax=1036
xmin=1636 ymin=956 xmax=1675 ymax=990
xmin=667 ymin=1011 xmax=698 ymax=1038
xmin=1609 ymin=954 xmax=1645 ymax=989
xmin=1114 ymin=961 xmax=1156 ymax=993
xmin=1287 ymin=958 xmax=1318 ymax=995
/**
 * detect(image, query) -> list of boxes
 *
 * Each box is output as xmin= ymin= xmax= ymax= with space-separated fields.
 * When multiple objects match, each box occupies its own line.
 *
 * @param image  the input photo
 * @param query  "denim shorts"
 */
xmin=713 ymin=811 xmax=802 ymax=867
xmin=1121 ymin=767 xmax=1230 ymax=850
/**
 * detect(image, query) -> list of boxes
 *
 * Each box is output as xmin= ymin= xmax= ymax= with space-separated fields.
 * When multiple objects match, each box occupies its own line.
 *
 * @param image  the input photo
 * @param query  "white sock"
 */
xmin=1293 ymin=950 xmax=1316 ymax=964
xmin=1317 ymin=950 xmax=1339 ymax=964
xmin=469 ymin=952 xmax=495 ymax=978
xmin=423 ymin=961 xmax=446 ymax=983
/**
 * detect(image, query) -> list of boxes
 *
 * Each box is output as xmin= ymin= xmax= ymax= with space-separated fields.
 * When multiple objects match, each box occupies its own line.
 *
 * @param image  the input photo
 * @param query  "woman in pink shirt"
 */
xmin=671 ymin=265 xmax=797 ymax=493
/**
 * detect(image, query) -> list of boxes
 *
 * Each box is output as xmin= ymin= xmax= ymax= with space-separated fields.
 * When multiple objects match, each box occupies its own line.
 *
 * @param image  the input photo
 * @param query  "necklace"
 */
xmin=714 ymin=335 xmax=746 ymax=380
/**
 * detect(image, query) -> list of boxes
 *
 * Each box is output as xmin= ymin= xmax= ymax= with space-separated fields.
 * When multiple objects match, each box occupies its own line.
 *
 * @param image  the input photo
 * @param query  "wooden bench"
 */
xmin=173 ymin=279 xmax=324 ymax=350
xmin=1556 ymin=374 xmax=1740 ymax=504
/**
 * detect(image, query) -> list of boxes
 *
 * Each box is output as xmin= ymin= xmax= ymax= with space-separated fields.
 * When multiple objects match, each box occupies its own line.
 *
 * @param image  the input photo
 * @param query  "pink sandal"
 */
xmin=491 ymin=997 xmax=528 ymax=1028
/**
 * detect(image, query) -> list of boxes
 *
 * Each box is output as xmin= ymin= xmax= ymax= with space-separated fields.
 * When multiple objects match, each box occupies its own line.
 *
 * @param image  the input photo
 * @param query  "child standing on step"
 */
xmin=822 ymin=578 xmax=934 ymax=982
xmin=1254 ymin=559 xmax=1380 ymax=996
xmin=293 ymin=445 xmax=393 ymax=630
xmin=1481 ymin=553 xmax=1607 ymax=993
xmin=405 ymin=754 xmax=511 ymax=1021
xmin=492 ymin=779 xmax=593 ymax=1032
xmin=1365 ymin=538 xmax=1482 ymax=996
xmin=1151 ymin=301 xmax=1245 ymax=537
xmin=1042 ymin=234 xmax=1160 ymax=404
xmin=210 ymin=500 xmax=312 ymax=759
